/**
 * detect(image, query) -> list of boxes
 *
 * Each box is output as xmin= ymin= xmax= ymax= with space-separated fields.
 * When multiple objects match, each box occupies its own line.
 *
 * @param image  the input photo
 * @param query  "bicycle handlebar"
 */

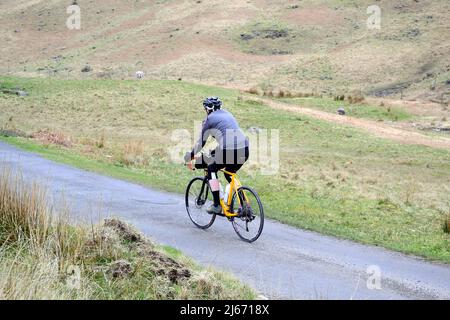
xmin=184 ymin=154 xmax=206 ymax=171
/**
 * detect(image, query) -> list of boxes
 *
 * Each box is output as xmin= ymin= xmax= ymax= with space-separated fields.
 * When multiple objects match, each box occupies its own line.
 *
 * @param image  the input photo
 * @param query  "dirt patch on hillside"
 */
xmin=103 ymin=9 xmax=156 ymax=38
xmin=284 ymin=6 xmax=344 ymax=26
xmin=256 ymin=97 xmax=450 ymax=150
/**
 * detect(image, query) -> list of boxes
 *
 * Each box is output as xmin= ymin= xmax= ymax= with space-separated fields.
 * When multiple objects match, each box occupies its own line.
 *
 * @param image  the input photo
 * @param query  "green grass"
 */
xmin=278 ymin=96 xmax=412 ymax=121
xmin=0 ymin=76 xmax=449 ymax=263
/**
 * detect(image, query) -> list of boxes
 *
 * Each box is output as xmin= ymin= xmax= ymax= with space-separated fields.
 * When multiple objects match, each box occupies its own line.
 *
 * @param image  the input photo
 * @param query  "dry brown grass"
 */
xmin=96 ymin=131 xmax=106 ymax=149
xmin=347 ymin=90 xmax=365 ymax=104
xmin=253 ymin=88 xmax=320 ymax=99
xmin=443 ymin=211 xmax=450 ymax=234
xmin=119 ymin=140 xmax=148 ymax=167
xmin=0 ymin=169 xmax=51 ymax=246
xmin=0 ymin=168 xmax=87 ymax=298
xmin=31 ymin=129 xmax=72 ymax=148
xmin=245 ymin=87 xmax=260 ymax=95
xmin=444 ymin=220 xmax=450 ymax=234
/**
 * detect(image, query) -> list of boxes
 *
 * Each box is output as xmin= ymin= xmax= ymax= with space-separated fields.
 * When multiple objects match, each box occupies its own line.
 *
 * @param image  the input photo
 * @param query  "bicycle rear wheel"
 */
xmin=185 ymin=177 xmax=216 ymax=229
xmin=230 ymin=186 xmax=264 ymax=242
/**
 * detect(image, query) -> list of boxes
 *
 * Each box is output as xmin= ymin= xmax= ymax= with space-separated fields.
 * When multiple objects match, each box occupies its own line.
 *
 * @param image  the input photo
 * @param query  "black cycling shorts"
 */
xmin=195 ymin=147 xmax=249 ymax=180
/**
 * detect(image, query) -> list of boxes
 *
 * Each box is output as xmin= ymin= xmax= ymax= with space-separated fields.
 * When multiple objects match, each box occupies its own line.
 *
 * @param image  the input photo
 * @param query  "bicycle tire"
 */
xmin=230 ymin=186 xmax=264 ymax=242
xmin=185 ymin=177 xmax=216 ymax=229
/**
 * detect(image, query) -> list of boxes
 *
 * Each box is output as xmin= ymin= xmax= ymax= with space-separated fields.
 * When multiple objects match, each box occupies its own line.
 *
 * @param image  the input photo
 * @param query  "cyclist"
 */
xmin=185 ymin=97 xmax=249 ymax=214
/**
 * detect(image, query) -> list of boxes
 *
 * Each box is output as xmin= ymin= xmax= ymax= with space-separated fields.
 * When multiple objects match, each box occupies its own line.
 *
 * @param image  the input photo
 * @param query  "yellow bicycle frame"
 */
xmin=219 ymin=169 xmax=249 ymax=218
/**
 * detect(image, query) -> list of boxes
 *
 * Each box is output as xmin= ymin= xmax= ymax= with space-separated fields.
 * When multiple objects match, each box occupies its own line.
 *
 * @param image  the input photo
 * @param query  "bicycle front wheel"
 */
xmin=230 ymin=186 xmax=264 ymax=242
xmin=185 ymin=177 xmax=216 ymax=229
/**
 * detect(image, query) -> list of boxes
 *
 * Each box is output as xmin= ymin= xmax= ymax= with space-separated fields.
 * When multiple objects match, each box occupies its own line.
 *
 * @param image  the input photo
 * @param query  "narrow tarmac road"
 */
xmin=1 ymin=142 xmax=449 ymax=300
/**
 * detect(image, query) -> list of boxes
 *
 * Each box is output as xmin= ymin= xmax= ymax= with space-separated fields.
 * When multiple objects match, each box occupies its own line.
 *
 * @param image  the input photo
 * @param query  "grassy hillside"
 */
xmin=0 ymin=168 xmax=255 ymax=299
xmin=0 ymin=0 xmax=449 ymax=101
xmin=0 ymin=76 xmax=449 ymax=262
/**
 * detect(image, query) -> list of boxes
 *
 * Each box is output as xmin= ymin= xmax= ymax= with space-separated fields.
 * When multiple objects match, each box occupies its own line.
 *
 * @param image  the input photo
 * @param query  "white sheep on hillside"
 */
xmin=135 ymin=71 xmax=145 ymax=79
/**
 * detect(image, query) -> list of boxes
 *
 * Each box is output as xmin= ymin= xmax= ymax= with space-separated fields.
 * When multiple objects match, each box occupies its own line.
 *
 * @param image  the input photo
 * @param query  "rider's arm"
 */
xmin=190 ymin=118 xmax=210 ymax=158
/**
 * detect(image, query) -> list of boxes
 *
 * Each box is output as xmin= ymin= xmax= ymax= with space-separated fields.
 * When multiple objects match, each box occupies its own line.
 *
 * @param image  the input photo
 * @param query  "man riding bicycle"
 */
xmin=185 ymin=97 xmax=249 ymax=215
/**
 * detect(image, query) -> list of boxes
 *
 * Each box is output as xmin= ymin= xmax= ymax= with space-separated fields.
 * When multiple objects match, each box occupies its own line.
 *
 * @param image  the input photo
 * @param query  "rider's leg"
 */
xmin=223 ymin=147 xmax=249 ymax=180
xmin=223 ymin=148 xmax=249 ymax=215
xmin=206 ymin=167 xmax=225 ymax=214
xmin=194 ymin=150 xmax=222 ymax=205
xmin=206 ymin=150 xmax=226 ymax=214
xmin=207 ymin=163 xmax=221 ymax=206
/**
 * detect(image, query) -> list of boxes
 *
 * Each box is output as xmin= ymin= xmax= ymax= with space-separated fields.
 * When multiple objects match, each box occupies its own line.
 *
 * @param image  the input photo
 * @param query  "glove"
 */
xmin=184 ymin=151 xmax=193 ymax=163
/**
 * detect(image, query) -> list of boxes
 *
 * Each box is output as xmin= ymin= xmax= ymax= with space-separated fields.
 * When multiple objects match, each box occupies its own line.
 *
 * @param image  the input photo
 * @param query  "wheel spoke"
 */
xmin=230 ymin=187 xmax=264 ymax=242
xmin=186 ymin=178 xmax=216 ymax=229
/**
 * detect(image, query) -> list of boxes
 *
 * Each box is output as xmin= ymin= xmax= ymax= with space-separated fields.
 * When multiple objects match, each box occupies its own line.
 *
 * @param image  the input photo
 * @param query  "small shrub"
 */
xmin=348 ymin=90 xmax=365 ymax=104
xmin=246 ymin=87 xmax=259 ymax=95
xmin=96 ymin=132 xmax=105 ymax=149
xmin=403 ymin=181 xmax=417 ymax=206
xmin=264 ymin=90 xmax=274 ymax=97
xmin=31 ymin=129 xmax=72 ymax=148
xmin=444 ymin=219 xmax=450 ymax=234
xmin=119 ymin=140 xmax=148 ymax=167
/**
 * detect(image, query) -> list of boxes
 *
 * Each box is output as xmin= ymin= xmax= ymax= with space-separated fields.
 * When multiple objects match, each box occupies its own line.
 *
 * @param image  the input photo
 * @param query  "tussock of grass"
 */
xmin=0 ymin=169 xmax=51 ymax=246
xmin=119 ymin=140 xmax=148 ymax=167
xmin=0 ymin=169 xmax=255 ymax=300
xmin=245 ymin=86 xmax=318 ymax=99
xmin=444 ymin=215 xmax=450 ymax=234
xmin=31 ymin=129 xmax=72 ymax=148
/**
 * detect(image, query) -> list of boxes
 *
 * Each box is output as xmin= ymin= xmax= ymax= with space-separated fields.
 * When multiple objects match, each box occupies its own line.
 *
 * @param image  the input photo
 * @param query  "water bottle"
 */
xmin=224 ymin=183 xmax=231 ymax=202
xmin=219 ymin=183 xmax=224 ymax=200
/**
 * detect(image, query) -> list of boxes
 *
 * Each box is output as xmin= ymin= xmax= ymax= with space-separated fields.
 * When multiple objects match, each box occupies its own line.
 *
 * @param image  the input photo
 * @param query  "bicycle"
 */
xmin=185 ymin=160 xmax=264 ymax=243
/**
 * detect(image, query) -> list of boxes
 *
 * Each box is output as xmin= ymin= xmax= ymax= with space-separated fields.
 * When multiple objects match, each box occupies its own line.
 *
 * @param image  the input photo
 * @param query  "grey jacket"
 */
xmin=191 ymin=109 xmax=249 ymax=156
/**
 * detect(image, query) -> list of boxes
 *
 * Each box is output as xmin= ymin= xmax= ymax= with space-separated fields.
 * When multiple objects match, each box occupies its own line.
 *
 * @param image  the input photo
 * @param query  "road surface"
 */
xmin=1 ymin=141 xmax=449 ymax=299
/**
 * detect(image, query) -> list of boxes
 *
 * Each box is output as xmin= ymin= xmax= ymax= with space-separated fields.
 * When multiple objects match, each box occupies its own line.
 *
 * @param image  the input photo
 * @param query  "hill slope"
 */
xmin=0 ymin=0 xmax=449 ymax=100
